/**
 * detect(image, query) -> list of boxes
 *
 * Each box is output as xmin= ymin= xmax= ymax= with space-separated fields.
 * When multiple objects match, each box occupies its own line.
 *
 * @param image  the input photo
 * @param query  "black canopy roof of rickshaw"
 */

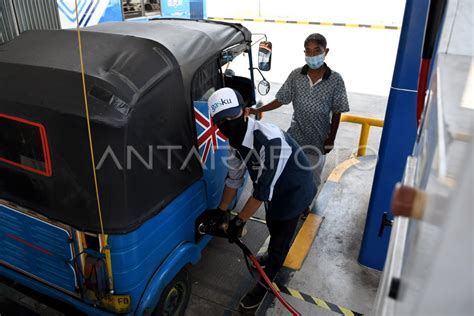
xmin=0 ymin=19 xmax=252 ymax=120
xmin=0 ymin=20 xmax=252 ymax=233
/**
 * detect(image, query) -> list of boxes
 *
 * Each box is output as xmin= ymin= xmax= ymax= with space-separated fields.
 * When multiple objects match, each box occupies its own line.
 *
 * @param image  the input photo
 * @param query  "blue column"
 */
xmin=358 ymin=0 xmax=430 ymax=270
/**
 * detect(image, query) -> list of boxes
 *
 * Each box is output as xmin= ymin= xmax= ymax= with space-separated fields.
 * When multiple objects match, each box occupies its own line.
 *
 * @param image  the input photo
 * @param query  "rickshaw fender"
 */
xmin=136 ymin=242 xmax=200 ymax=315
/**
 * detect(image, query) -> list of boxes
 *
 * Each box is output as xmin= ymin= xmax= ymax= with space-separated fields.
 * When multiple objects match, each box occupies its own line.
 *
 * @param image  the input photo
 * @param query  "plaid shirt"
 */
xmin=276 ymin=63 xmax=350 ymax=153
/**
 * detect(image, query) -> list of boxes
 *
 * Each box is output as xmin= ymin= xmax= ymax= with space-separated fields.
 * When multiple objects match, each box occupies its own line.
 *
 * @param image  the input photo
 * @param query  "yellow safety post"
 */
xmin=340 ymin=114 xmax=384 ymax=157
xmin=101 ymin=235 xmax=114 ymax=292
xmin=359 ymin=123 xmax=370 ymax=156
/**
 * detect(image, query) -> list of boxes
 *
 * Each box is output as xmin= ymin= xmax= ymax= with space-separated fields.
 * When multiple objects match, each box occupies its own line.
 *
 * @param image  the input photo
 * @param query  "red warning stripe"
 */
xmin=6 ymin=233 xmax=54 ymax=257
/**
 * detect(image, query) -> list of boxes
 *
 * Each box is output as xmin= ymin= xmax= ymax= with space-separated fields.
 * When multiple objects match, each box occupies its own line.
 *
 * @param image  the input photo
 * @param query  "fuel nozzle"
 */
xmin=196 ymin=209 xmax=231 ymax=239
xmin=197 ymin=221 xmax=229 ymax=238
xmin=196 ymin=209 xmax=247 ymax=239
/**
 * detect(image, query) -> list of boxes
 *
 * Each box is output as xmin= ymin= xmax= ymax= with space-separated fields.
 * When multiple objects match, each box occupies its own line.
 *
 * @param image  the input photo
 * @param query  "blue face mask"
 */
xmin=305 ymin=53 xmax=325 ymax=69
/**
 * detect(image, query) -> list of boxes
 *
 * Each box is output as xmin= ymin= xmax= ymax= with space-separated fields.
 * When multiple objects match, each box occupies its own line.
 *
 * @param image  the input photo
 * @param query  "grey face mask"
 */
xmin=305 ymin=53 xmax=325 ymax=69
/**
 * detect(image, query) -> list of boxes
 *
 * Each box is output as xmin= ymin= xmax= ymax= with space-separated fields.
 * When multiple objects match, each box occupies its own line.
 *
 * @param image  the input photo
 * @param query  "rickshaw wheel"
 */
xmin=153 ymin=269 xmax=191 ymax=316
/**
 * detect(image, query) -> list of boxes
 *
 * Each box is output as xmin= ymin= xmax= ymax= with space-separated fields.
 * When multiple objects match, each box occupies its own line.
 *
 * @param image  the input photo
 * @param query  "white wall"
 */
xmin=207 ymin=0 xmax=405 ymax=26
xmin=206 ymin=0 xmax=259 ymax=18
xmin=208 ymin=0 xmax=407 ymax=96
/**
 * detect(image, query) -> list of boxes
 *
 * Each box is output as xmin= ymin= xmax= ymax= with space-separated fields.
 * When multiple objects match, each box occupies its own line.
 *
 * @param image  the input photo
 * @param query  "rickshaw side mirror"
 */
xmin=258 ymin=41 xmax=272 ymax=71
xmin=257 ymin=80 xmax=271 ymax=96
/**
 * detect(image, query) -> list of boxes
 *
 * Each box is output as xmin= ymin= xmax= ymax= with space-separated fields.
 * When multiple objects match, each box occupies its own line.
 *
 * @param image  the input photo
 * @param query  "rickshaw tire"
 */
xmin=152 ymin=268 xmax=191 ymax=316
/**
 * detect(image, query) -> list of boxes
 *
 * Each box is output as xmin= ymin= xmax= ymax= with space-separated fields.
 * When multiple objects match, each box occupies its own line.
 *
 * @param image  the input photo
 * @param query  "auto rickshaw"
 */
xmin=0 ymin=19 xmax=271 ymax=315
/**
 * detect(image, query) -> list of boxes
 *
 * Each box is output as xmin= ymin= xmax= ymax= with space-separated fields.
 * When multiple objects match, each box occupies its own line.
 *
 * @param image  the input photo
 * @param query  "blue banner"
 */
xmin=161 ymin=0 xmax=191 ymax=18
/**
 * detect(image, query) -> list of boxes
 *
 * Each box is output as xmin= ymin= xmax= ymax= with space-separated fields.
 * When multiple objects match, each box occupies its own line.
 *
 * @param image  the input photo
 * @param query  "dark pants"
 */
xmin=264 ymin=214 xmax=301 ymax=281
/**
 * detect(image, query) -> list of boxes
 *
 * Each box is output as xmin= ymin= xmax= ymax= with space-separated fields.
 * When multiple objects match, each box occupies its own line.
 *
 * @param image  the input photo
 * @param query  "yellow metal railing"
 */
xmin=340 ymin=114 xmax=384 ymax=157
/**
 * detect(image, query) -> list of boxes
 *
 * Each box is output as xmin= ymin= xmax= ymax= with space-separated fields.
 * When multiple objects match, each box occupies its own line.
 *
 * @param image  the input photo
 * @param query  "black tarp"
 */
xmin=0 ymin=20 xmax=251 ymax=233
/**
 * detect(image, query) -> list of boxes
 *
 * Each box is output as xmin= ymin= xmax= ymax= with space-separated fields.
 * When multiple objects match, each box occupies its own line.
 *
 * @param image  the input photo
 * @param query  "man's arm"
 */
xmin=237 ymin=196 xmax=263 ymax=220
xmin=218 ymin=185 xmax=238 ymax=210
xmin=324 ymin=112 xmax=341 ymax=154
xmin=325 ymin=73 xmax=350 ymax=154
xmin=219 ymin=148 xmax=246 ymax=209
xmin=247 ymin=99 xmax=283 ymax=116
